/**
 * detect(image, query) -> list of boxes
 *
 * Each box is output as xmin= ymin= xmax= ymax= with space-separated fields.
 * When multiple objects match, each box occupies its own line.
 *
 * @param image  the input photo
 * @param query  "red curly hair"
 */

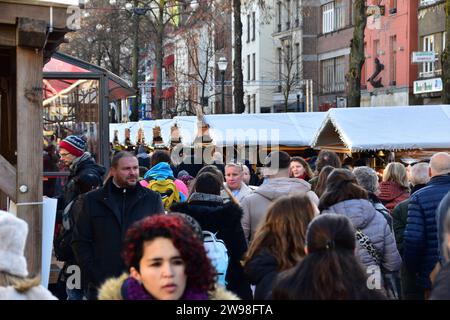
xmin=122 ymin=214 xmax=216 ymax=292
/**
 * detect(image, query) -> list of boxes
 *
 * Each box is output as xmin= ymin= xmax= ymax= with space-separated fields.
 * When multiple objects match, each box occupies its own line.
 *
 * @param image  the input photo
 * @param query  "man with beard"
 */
xmin=72 ymin=151 xmax=164 ymax=300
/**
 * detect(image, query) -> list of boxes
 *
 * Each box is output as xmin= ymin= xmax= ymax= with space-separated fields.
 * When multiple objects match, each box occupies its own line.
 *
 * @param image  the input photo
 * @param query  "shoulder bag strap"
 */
xmin=355 ymin=229 xmax=382 ymax=265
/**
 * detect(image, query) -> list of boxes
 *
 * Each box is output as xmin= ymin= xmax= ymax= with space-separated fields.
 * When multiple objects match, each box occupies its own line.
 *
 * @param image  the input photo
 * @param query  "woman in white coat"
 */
xmin=0 ymin=211 xmax=57 ymax=300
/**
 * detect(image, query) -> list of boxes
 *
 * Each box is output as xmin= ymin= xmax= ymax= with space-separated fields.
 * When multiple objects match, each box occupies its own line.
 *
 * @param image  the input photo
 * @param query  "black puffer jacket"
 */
xmin=171 ymin=197 xmax=253 ymax=300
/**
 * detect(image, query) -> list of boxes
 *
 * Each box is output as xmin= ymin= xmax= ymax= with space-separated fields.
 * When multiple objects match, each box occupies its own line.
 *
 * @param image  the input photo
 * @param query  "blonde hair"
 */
xmin=0 ymin=272 xmax=41 ymax=293
xmin=383 ymin=162 xmax=409 ymax=190
xmin=225 ymin=163 xmax=244 ymax=174
xmin=243 ymin=194 xmax=315 ymax=271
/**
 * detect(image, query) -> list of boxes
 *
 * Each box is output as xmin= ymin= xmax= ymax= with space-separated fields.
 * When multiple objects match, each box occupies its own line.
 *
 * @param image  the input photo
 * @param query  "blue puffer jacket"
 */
xmin=323 ymin=199 xmax=402 ymax=272
xmin=404 ymin=175 xmax=450 ymax=289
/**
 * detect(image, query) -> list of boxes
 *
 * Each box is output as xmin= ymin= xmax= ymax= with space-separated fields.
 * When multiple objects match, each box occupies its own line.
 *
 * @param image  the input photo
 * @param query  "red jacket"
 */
xmin=378 ymin=181 xmax=410 ymax=213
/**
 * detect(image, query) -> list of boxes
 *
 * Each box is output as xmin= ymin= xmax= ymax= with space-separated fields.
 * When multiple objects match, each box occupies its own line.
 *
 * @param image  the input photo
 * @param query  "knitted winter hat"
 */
xmin=177 ymin=170 xmax=190 ymax=178
xmin=59 ymin=135 xmax=86 ymax=157
xmin=0 ymin=211 xmax=29 ymax=277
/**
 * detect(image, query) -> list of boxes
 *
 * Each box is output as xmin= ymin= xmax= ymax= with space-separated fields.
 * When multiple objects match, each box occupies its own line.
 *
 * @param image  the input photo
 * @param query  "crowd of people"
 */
xmin=2 ymin=135 xmax=450 ymax=301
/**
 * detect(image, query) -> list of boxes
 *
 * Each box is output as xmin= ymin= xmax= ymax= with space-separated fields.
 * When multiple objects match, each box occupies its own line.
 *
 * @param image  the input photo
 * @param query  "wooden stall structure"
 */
xmin=0 ymin=0 xmax=77 ymax=276
xmin=43 ymin=52 xmax=136 ymax=172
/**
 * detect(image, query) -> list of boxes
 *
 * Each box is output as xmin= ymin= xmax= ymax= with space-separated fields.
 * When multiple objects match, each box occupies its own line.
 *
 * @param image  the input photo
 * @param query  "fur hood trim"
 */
xmin=97 ymin=274 xmax=240 ymax=300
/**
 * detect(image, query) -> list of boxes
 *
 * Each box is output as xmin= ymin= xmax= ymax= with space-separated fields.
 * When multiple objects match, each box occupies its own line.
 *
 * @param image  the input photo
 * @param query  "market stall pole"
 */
xmin=0 ymin=0 xmax=75 ymax=276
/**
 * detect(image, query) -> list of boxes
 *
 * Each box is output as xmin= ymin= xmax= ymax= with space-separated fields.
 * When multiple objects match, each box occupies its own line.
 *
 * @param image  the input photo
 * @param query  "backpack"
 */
xmin=147 ymin=177 xmax=180 ymax=211
xmin=203 ymin=230 xmax=229 ymax=287
xmin=54 ymin=198 xmax=77 ymax=262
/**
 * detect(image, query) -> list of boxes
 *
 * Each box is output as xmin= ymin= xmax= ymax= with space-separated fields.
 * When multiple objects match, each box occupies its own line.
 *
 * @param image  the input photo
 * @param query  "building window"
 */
xmin=322 ymin=1 xmax=346 ymax=34
xmin=373 ymin=39 xmax=380 ymax=58
xmin=252 ymin=53 xmax=256 ymax=80
xmin=286 ymin=44 xmax=291 ymax=66
xmin=389 ymin=0 xmax=397 ymax=14
xmin=286 ymin=0 xmax=291 ymax=30
xmin=351 ymin=0 xmax=355 ymax=25
xmin=420 ymin=0 xmax=440 ymax=6
xmin=247 ymin=14 xmax=251 ymax=43
xmin=247 ymin=95 xmax=251 ymax=113
xmin=252 ymin=94 xmax=257 ymax=113
xmin=252 ymin=12 xmax=256 ymax=41
xmin=389 ymin=35 xmax=397 ymax=85
xmin=423 ymin=35 xmax=435 ymax=76
xmin=335 ymin=0 xmax=345 ymax=30
xmin=295 ymin=0 xmax=300 ymax=27
xmin=277 ymin=47 xmax=282 ymax=91
xmin=444 ymin=31 xmax=447 ymax=50
xmin=295 ymin=43 xmax=300 ymax=80
xmin=277 ymin=2 xmax=282 ymax=32
xmin=247 ymin=54 xmax=251 ymax=81
xmin=322 ymin=56 xmax=346 ymax=93
xmin=322 ymin=2 xmax=334 ymax=34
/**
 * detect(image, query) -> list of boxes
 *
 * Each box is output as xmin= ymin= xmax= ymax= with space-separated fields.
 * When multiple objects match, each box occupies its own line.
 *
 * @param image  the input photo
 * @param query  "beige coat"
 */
xmin=240 ymin=178 xmax=319 ymax=242
xmin=98 ymin=273 xmax=240 ymax=300
xmin=221 ymin=182 xmax=253 ymax=203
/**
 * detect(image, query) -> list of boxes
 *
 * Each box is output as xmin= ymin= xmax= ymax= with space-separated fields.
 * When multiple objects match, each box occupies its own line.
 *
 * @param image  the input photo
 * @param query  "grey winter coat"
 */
xmin=323 ymin=199 xmax=402 ymax=272
xmin=240 ymin=178 xmax=319 ymax=242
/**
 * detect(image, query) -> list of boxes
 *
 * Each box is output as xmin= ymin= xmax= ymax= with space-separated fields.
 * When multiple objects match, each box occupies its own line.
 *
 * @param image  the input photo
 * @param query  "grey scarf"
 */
xmin=70 ymin=152 xmax=92 ymax=172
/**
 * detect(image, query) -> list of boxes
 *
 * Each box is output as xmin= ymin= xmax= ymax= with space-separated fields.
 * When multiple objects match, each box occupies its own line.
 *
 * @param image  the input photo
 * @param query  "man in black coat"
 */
xmin=72 ymin=151 xmax=164 ymax=300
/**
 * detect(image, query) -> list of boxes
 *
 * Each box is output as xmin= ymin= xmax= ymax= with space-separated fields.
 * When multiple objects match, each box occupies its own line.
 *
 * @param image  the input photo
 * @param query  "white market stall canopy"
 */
xmin=109 ymin=112 xmax=326 ymax=147
xmin=203 ymin=113 xmax=326 ymax=147
xmin=311 ymin=105 xmax=450 ymax=152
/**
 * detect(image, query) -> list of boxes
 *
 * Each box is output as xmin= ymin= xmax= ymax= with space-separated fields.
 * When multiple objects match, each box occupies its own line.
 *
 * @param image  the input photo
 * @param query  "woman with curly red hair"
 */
xmin=97 ymin=214 xmax=239 ymax=300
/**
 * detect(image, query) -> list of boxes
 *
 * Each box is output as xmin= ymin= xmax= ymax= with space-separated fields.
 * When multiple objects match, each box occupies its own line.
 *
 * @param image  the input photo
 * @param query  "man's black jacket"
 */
xmin=71 ymin=177 xmax=164 ymax=296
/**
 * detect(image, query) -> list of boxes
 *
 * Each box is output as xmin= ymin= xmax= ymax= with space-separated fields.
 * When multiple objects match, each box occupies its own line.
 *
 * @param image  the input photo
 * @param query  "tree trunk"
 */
xmin=442 ymin=0 xmax=450 ymax=103
xmin=346 ymin=0 xmax=367 ymax=108
xmin=154 ymin=6 xmax=165 ymax=119
xmin=233 ymin=0 xmax=245 ymax=114
xmin=110 ymin=9 xmax=121 ymax=75
xmin=130 ymin=0 xmax=140 ymax=121
xmin=284 ymin=85 xmax=290 ymax=112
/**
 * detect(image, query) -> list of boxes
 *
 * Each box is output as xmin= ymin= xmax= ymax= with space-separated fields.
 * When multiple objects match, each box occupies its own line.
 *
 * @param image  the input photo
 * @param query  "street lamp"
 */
xmin=217 ymin=57 xmax=228 ymax=114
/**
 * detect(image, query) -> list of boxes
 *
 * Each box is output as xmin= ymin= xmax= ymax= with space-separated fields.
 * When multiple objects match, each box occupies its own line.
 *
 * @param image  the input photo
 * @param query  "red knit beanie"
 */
xmin=59 ymin=135 xmax=86 ymax=157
